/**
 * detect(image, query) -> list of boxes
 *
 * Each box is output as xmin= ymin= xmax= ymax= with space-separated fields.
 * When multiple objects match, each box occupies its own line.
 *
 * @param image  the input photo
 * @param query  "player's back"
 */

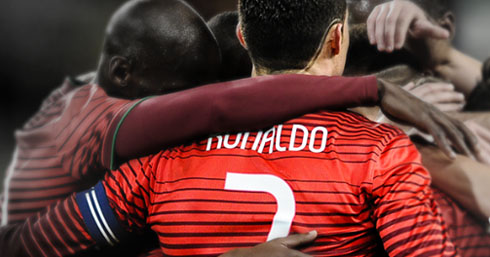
xmin=120 ymin=110 xmax=451 ymax=256
xmin=1 ymin=79 xmax=132 ymax=224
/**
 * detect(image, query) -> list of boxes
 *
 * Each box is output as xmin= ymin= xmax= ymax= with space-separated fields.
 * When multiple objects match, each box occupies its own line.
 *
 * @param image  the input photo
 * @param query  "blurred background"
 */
xmin=0 ymin=0 xmax=489 ymax=184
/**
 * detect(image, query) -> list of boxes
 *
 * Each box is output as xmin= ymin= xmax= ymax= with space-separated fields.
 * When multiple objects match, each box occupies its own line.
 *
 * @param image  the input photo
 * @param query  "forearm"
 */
xmin=417 ymin=143 xmax=490 ymax=219
xmin=434 ymin=48 xmax=482 ymax=97
xmin=0 ymin=195 xmax=95 ymax=257
xmin=106 ymin=75 xmax=378 ymax=167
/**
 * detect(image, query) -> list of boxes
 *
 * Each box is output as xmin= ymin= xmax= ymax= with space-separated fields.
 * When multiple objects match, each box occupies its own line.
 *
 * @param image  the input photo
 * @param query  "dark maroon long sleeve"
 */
xmin=102 ymin=74 xmax=378 ymax=169
xmin=0 ymin=185 xmax=159 ymax=257
xmin=0 ymin=195 xmax=95 ymax=257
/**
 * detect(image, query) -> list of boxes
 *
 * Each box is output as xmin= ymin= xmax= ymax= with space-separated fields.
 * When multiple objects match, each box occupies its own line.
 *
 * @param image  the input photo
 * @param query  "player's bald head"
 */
xmin=97 ymin=0 xmax=220 ymax=99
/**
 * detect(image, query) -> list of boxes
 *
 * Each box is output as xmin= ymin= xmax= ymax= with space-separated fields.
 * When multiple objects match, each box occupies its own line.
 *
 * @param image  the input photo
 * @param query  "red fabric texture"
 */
xmin=104 ymin=110 xmax=455 ymax=256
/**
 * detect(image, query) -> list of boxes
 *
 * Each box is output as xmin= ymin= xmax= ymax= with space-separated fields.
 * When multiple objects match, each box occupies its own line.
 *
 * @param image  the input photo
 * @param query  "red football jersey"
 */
xmin=103 ymin=111 xmax=456 ymax=256
xmin=0 ymin=79 xmax=133 ymax=224
xmin=432 ymin=188 xmax=490 ymax=256
xmin=0 ymin=75 xmax=380 ymax=226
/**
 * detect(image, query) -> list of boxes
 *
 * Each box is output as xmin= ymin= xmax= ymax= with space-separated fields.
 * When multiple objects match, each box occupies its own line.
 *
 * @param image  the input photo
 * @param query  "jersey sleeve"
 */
xmin=0 ymin=195 xmax=96 ymax=257
xmin=69 ymin=157 xmax=153 ymax=249
xmin=102 ymin=74 xmax=378 ymax=169
xmin=0 ymin=156 xmax=154 ymax=257
xmin=0 ymin=158 xmax=155 ymax=257
xmin=371 ymin=132 xmax=457 ymax=256
xmin=99 ymin=157 xmax=154 ymax=234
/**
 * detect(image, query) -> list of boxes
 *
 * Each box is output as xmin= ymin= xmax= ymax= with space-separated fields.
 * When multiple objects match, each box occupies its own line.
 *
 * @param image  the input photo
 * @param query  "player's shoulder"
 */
xmin=20 ymin=79 xmax=87 ymax=130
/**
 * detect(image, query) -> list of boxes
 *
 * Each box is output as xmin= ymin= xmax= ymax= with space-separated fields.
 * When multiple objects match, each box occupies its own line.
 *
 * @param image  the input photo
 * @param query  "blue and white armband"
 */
xmin=75 ymin=182 xmax=129 ymax=246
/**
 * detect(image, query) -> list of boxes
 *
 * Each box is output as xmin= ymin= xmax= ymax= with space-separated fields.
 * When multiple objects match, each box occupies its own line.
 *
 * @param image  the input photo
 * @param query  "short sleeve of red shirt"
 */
xmin=371 ymin=132 xmax=457 ymax=256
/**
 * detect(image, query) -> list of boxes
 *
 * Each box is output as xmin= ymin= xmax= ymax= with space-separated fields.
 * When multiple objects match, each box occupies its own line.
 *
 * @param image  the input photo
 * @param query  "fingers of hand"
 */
xmin=433 ymin=103 xmax=465 ymax=112
xmin=285 ymin=249 xmax=314 ymax=257
xmin=394 ymin=13 xmax=412 ymax=50
xmin=427 ymin=119 xmax=456 ymax=159
xmin=412 ymin=19 xmax=450 ymax=39
xmin=383 ymin=2 xmax=402 ymax=52
xmin=420 ymin=106 xmax=467 ymax=159
xmin=424 ymin=92 xmax=465 ymax=105
xmin=279 ymin=231 xmax=317 ymax=248
xmin=402 ymin=82 xmax=417 ymax=91
xmin=439 ymin=117 xmax=475 ymax=159
xmin=458 ymin=121 xmax=480 ymax=155
xmin=369 ymin=0 xmax=421 ymax=51
xmin=454 ymin=121 xmax=479 ymax=160
xmin=367 ymin=6 xmax=382 ymax=45
xmin=407 ymin=83 xmax=462 ymax=104
xmin=409 ymin=82 xmax=455 ymax=95
xmin=246 ymin=245 xmax=312 ymax=257
xmin=375 ymin=5 xmax=389 ymax=51
xmin=455 ymin=120 xmax=478 ymax=143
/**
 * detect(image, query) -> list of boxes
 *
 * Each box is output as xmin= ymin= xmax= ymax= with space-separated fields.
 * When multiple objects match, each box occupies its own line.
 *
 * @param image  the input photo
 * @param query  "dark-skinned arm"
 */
xmin=102 ymin=74 xmax=379 ymax=169
xmin=102 ymin=74 xmax=478 ymax=169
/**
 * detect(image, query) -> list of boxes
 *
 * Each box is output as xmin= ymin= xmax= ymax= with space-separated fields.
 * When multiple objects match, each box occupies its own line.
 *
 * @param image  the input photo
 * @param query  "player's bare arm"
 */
xmin=99 ymin=2 xmax=479 ymax=167
xmin=105 ymin=74 xmax=478 ymax=169
xmin=367 ymin=0 xmax=449 ymax=52
xmin=366 ymin=0 xmax=482 ymax=96
xmin=416 ymin=142 xmax=490 ymax=220
xmin=377 ymin=78 xmax=478 ymax=159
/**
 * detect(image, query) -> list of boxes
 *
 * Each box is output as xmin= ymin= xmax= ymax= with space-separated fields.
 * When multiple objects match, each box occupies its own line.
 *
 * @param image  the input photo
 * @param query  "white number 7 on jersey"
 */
xmin=224 ymin=172 xmax=296 ymax=241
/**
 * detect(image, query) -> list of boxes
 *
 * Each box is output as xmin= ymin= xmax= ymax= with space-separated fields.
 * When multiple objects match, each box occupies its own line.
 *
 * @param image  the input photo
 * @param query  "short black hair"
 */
xmin=239 ymin=0 xmax=347 ymax=72
xmin=207 ymin=11 xmax=252 ymax=81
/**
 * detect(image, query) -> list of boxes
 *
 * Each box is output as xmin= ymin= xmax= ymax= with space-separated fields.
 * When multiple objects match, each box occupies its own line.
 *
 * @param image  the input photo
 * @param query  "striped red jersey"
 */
xmin=0 ymin=79 xmax=133 ymax=224
xmin=0 ymin=75 xmax=379 ymax=226
xmin=432 ymin=188 xmax=490 ymax=256
xmin=96 ymin=111 xmax=455 ymax=257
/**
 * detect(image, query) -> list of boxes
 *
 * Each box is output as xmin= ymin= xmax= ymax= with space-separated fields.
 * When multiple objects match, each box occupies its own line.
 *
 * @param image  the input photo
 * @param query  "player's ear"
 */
xmin=438 ymin=11 xmax=456 ymax=40
xmin=331 ymin=23 xmax=343 ymax=56
xmin=109 ymin=56 xmax=132 ymax=89
xmin=236 ymin=22 xmax=248 ymax=50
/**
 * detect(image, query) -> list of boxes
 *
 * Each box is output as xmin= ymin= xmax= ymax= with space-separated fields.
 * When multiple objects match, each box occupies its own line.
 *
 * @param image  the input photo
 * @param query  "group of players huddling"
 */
xmin=1 ymin=0 xmax=490 ymax=256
